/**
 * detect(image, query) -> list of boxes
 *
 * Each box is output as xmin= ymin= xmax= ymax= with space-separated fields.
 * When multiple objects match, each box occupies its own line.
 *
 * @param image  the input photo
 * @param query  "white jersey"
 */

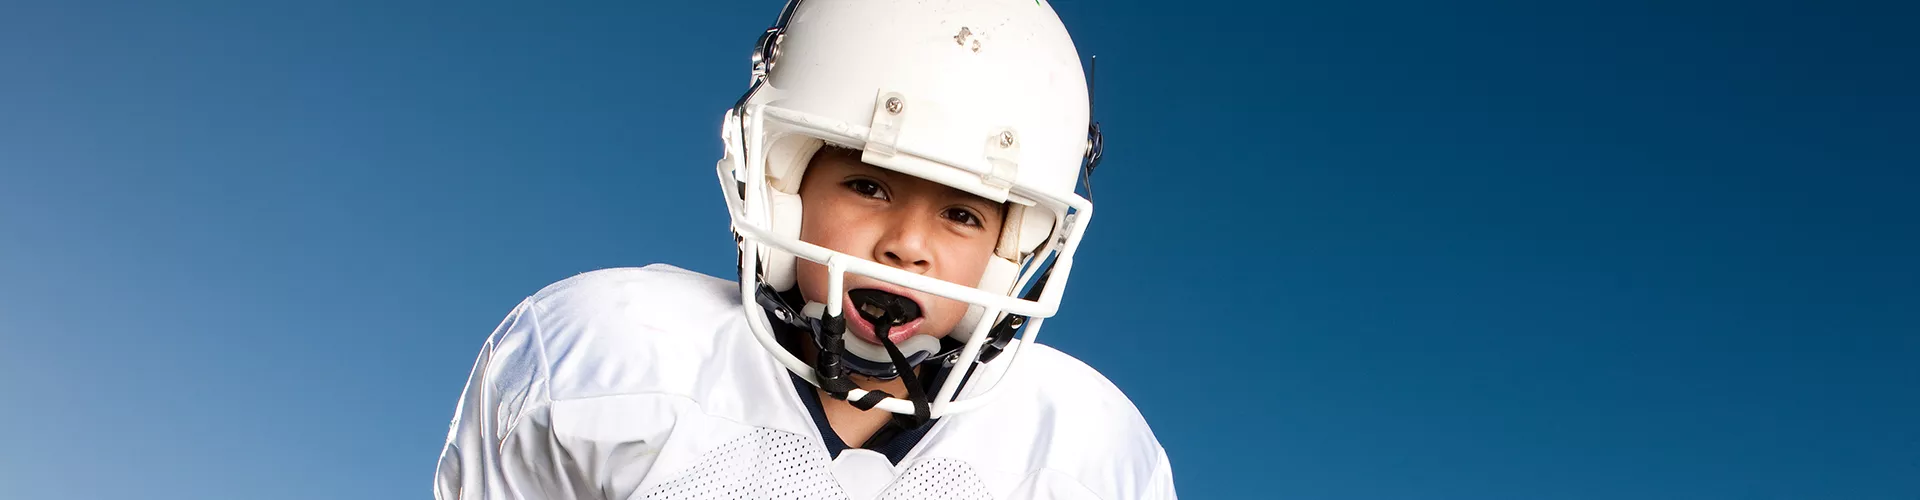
xmin=435 ymin=264 xmax=1175 ymax=500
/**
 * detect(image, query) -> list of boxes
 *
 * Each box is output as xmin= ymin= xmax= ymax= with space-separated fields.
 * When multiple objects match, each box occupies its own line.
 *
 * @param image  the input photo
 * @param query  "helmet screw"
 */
xmin=999 ymin=131 xmax=1016 ymax=147
xmin=885 ymin=96 xmax=904 ymax=115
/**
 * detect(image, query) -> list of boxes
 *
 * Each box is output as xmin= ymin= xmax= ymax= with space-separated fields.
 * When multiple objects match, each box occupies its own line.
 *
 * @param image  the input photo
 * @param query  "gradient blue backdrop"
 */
xmin=2 ymin=1 xmax=1914 ymax=498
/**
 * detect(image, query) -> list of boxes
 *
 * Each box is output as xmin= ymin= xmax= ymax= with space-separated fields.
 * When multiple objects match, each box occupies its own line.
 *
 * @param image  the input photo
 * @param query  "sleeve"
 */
xmin=434 ymin=299 xmax=603 ymax=500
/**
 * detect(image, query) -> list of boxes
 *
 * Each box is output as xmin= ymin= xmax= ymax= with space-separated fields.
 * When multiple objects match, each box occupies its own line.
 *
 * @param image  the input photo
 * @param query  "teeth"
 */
xmin=861 ymin=304 xmax=886 ymax=318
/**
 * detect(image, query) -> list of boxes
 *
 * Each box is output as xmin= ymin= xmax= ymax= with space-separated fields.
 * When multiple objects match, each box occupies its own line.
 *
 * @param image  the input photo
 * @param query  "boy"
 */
xmin=435 ymin=1 xmax=1174 ymax=498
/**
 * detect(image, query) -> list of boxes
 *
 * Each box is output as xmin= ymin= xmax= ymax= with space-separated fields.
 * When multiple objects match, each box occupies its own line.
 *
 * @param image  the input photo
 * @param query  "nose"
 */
xmin=873 ymin=212 xmax=934 ymax=274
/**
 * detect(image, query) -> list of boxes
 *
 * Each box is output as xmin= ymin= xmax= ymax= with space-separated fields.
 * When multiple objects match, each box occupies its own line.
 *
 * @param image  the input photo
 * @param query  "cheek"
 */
xmin=792 ymin=198 xmax=866 ymax=304
xmin=923 ymin=239 xmax=1000 ymax=331
xmin=936 ymin=235 xmax=999 ymax=288
xmin=797 ymin=196 xmax=861 ymax=255
xmin=794 ymin=260 xmax=827 ymax=304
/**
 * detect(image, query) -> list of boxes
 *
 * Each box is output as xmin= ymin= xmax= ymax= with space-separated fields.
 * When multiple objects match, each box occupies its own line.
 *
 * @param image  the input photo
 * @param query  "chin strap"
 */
xmin=831 ymin=288 xmax=934 ymax=428
xmin=840 ymin=328 xmax=932 ymax=428
xmin=754 ymin=282 xmax=934 ymax=427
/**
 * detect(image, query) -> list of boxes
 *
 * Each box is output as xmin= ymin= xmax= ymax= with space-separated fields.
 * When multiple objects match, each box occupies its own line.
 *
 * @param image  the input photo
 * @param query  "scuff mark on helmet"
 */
xmin=955 ymin=26 xmax=984 ymax=53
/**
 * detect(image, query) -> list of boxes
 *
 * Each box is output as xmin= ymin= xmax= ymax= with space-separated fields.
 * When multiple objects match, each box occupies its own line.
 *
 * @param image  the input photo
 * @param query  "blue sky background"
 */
xmin=2 ymin=0 xmax=1915 ymax=498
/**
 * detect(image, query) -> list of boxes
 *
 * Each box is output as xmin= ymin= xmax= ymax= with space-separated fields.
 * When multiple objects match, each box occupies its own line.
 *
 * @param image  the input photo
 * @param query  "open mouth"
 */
xmin=844 ymin=288 xmax=926 ymax=345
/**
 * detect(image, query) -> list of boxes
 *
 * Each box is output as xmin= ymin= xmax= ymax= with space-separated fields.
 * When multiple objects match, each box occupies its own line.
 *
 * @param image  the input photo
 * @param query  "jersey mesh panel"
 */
xmin=880 ymin=457 xmax=993 ymax=500
xmin=640 ymin=428 xmax=845 ymax=499
xmin=638 ymin=428 xmax=996 ymax=499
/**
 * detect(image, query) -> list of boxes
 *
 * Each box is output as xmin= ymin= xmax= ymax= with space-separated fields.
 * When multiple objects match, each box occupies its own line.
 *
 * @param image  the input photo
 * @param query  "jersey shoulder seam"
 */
xmin=490 ymin=297 xmax=556 ymax=454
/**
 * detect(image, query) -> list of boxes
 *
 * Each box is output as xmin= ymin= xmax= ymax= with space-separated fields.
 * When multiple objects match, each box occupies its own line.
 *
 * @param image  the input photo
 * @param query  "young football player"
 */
xmin=435 ymin=1 xmax=1174 ymax=498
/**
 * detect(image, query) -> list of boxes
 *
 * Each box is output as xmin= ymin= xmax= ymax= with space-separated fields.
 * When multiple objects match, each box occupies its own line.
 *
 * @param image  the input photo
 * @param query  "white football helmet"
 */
xmin=716 ymin=0 xmax=1103 ymax=421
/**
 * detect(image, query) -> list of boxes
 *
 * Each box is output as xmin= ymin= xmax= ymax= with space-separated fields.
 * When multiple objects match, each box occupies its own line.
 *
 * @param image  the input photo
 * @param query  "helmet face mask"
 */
xmin=716 ymin=0 xmax=1100 ymax=419
xmin=788 ymin=147 xmax=1007 ymax=346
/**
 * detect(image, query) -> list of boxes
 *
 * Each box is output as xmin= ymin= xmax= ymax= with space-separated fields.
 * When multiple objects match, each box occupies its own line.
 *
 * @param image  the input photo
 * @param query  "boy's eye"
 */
xmin=942 ymin=207 xmax=983 ymax=228
xmin=843 ymin=179 xmax=889 ymax=200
